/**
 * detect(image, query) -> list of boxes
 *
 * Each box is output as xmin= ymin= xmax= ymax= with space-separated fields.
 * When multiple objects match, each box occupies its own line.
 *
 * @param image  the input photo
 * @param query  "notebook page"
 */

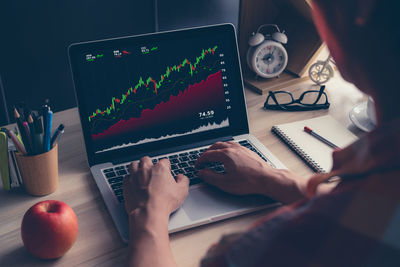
xmin=273 ymin=115 xmax=358 ymax=172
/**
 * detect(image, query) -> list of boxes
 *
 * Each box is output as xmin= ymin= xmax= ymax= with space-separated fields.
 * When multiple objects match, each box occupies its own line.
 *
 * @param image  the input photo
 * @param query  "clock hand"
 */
xmin=262 ymin=59 xmax=270 ymax=66
xmin=262 ymin=54 xmax=273 ymax=64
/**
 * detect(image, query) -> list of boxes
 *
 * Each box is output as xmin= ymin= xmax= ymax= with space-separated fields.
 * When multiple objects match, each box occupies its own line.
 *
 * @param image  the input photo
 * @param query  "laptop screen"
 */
xmin=69 ymin=24 xmax=248 ymax=165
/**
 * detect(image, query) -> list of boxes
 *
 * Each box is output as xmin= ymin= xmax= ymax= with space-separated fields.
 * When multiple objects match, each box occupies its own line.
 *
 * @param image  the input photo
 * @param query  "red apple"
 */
xmin=21 ymin=200 xmax=78 ymax=259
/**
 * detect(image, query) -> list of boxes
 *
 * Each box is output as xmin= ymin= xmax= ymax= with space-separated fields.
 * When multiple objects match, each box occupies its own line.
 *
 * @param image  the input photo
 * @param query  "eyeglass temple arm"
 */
xmin=311 ymin=85 xmax=327 ymax=105
xmin=264 ymin=92 xmax=288 ymax=110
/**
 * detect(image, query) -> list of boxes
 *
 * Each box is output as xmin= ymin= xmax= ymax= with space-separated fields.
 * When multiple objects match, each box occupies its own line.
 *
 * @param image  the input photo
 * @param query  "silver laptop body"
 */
xmin=69 ymin=24 xmax=286 ymax=243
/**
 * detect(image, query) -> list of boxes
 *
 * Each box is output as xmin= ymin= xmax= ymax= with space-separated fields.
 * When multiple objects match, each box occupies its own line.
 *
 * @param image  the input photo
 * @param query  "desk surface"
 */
xmin=0 ymin=75 xmax=366 ymax=267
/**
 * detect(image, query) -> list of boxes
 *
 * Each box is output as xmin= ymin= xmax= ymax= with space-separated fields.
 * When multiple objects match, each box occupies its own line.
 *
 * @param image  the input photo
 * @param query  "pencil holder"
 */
xmin=15 ymin=145 xmax=58 ymax=196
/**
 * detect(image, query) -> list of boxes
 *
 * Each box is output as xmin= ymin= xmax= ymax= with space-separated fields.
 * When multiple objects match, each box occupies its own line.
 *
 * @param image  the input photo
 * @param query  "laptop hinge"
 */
xmin=112 ymin=135 xmax=234 ymax=165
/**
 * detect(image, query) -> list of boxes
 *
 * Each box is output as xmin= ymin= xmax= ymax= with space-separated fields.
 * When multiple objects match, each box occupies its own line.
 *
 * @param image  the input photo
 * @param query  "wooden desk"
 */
xmin=0 ymin=75 xmax=366 ymax=267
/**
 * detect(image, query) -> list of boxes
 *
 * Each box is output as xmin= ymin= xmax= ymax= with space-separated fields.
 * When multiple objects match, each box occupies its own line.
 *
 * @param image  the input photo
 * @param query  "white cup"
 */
xmin=367 ymin=96 xmax=377 ymax=126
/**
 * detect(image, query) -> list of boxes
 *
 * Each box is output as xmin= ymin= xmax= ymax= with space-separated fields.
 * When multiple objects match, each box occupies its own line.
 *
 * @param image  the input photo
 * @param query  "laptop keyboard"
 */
xmin=101 ymin=140 xmax=272 ymax=203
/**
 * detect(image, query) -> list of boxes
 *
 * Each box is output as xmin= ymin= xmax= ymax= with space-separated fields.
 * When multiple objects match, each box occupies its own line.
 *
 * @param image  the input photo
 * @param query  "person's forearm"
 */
xmin=258 ymin=168 xmax=308 ymax=204
xmin=257 ymin=168 xmax=338 ymax=203
xmin=128 ymin=206 xmax=176 ymax=267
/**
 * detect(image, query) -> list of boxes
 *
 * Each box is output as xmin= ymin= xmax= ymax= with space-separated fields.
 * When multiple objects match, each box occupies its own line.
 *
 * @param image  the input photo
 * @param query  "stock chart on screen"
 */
xmin=80 ymin=39 xmax=232 ymax=153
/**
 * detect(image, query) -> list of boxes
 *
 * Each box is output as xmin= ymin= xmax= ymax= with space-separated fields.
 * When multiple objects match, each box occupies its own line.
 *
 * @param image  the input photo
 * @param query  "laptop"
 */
xmin=68 ymin=23 xmax=286 ymax=243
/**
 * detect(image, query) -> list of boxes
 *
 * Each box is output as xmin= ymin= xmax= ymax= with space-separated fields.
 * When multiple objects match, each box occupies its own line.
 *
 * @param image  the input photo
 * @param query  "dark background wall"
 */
xmin=0 ymin=0 xmax=240 ymax=126
xmin=157 ymin=0 xmax=239 ymax=31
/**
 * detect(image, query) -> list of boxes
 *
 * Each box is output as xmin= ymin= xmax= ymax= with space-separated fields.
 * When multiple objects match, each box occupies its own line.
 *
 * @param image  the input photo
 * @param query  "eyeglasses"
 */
xmin=264 ymin=85 xmax=330 ymax=111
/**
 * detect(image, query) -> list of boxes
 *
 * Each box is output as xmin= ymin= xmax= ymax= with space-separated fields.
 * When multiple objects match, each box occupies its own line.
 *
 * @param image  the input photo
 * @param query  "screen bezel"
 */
xmin=68 ymin=23 xmax=249 ymax=166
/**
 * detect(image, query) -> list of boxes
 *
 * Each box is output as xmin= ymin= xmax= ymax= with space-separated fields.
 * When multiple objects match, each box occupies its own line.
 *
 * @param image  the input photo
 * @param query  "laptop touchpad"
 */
xmin=182 ymin=185 xmax=273 ymax=221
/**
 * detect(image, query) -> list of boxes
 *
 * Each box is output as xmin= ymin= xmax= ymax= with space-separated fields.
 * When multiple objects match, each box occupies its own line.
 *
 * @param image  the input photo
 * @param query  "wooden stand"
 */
xmin=15 ymin=145 xmax=58 ymax=196
xmin=238 ymin=0 xmax=323 ymax=94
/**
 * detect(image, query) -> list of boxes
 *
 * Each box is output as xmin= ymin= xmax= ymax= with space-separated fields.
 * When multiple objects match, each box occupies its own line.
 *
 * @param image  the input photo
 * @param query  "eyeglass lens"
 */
xmin=267 ymin=92 xmax=293 ymax=105
xmin=300 ymin=91 xmax=327 ymax=105
xmin=265 ymin=90 xmax=327 ymax=106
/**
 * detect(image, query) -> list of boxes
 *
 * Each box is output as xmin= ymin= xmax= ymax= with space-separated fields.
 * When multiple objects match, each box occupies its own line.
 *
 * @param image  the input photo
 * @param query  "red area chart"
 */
xmin=92 ymin=70 xmax=225 ymax=141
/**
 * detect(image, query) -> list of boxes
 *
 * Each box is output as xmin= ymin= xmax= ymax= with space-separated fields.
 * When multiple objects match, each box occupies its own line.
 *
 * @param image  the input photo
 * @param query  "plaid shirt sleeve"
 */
xmin=202 ymin=120 xmax=400 ymax=267
xmin=201 ymin=179 xmax=400 ymax=267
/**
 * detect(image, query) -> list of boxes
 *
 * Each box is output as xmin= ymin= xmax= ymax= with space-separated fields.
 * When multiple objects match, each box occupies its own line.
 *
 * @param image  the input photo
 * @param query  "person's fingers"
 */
xmin=175 ymin=174 xmax=189 ymax=206
xmin=129 ymin=161 xmax=139 ymax=174
xmin=123 ymin=175 xmax=130 ymax=196
xmin=175 ymin=174 xmax=190 ymax=190
xmin=128 ymin=161 xmax=140 ymax=187
xmin=123 ymin=175 xmax=133 ymax=197
xmin=226 ymin=141 xmax=241 ymax=147
xmin=123 ymin=175 xmax=134 ymax=214
xmin=158 ymin=158 xmax=171 ymax=171
xmin=207 ymin=141 xmax=234 ymax=151
xmin=195 ymin=150 xmax=229 ymax=168
xmin=123 ymin=174 xmax=130 ymax=186
xmin=137 ymin=157 xmax=152 ymax=186
xmin=198 ymin=169 xmax=228 ymax=189
xmin=139 ymin=156 xmax=153 ymax=168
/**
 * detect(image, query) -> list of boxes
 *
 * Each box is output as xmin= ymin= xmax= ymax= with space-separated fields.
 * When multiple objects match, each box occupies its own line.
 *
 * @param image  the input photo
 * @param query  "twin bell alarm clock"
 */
xmin=247 ymin=24 xmax=288 ymax=78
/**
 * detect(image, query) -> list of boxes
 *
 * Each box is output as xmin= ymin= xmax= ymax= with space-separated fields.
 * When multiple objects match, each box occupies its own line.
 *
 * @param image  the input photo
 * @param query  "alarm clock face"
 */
xmin=249 ymin=41 xmax=288 ymax=78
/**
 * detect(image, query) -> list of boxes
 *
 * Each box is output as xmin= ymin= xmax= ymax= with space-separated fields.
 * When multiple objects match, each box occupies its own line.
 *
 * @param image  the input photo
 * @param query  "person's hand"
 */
xmin=123 ymin=157 xmax=189 ymax=217
xmin=195 ymin=142 xmax=307 ymax=203
xmin=124 ymin=157 xmax=188 ymax=267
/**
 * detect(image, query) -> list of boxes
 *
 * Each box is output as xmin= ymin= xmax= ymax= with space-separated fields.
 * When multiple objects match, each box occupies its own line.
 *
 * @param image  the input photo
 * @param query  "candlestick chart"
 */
xmin=85 ymin=44 xmax=230 ymax=152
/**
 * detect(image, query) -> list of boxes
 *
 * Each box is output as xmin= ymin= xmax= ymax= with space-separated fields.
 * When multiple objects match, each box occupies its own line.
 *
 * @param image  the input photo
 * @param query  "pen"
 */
xmin=32 ymin=111 xmax=44 ymax=134
xmin=27 ymin=114 xmax=35 ymax=133
xmin=27 ymin=114 xmax=38 ymax=154
xmin=32 ymin=112 xmax=44 ymax=154
xmin=44 ymin=109 xmax=53 ymax=152
xmin=22 ymin=122 xmax=34 ymax=155
xmin=14 ymin=107 xmax=32 ymax=155
xmin=50 ymin=124 xmax=64 ymax=148
xmin=304 ymin=126 xmax=339 ymax=149
xmin=22 ymin=104 xmax=32 ymax=121
xmin=16 ymin=105 xmax=26 ymax=121
xmin=42 ymin=105 xmax=50 ymax=132
xmin=7 ymin=130 xmax=27 ymax=155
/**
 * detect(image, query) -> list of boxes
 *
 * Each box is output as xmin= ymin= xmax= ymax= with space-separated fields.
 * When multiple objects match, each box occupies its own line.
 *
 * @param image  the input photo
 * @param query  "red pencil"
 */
xmin=304 ymin=126 xmax=339 ymax=149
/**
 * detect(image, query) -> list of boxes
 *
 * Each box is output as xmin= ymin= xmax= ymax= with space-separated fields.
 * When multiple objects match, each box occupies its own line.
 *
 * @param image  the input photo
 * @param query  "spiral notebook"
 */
xmin=272 ymin=115 xmax=358 ymax=173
